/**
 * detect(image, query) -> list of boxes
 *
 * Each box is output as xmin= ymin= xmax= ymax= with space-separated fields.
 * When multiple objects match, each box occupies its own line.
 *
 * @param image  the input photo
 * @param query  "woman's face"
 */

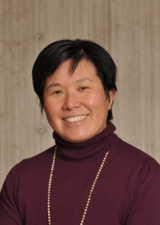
xmin=43 ymin=59 xmax=114 ymax=143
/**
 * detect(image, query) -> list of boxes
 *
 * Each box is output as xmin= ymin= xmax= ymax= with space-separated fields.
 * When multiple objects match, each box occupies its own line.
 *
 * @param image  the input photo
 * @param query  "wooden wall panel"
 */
xmin=110 ymin=0 xmax=160 ymax=161
xmin=0 ymin=0 xmax=160 ymax=187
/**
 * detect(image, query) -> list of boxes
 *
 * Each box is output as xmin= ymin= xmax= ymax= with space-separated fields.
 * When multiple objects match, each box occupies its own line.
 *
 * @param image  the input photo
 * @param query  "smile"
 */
xmin=64 ymin=115 xmax=88 ymax=123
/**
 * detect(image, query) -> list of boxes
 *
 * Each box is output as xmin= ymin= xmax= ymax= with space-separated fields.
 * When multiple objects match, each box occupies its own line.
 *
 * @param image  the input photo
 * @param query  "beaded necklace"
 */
xmin=47 ymin=146 xmax=109 ymax=225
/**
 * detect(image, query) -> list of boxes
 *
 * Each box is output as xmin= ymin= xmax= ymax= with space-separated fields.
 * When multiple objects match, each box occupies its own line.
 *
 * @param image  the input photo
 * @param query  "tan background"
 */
xmin=0 ymin=0 xmax=160 ymax=188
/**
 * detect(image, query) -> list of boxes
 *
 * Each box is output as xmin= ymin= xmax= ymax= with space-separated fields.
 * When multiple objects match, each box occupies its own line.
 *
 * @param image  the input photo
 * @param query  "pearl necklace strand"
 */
xmin=47 ymin=146 xmax=109 ymax=225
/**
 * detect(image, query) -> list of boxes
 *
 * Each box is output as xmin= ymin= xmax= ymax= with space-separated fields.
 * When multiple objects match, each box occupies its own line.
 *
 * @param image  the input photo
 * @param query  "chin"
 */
xmin=63 ymin=134 xmax=92 ymax=143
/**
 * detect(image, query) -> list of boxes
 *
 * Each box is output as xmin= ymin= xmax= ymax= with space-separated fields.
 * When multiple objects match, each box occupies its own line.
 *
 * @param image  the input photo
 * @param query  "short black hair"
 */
xmin=32 ymin=39 xmax=117 ymax=121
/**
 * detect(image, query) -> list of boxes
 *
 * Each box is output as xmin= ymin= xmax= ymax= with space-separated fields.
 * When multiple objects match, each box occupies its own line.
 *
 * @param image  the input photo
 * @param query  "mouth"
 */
xmin=63 ymin=115 xmax=88 ymax=123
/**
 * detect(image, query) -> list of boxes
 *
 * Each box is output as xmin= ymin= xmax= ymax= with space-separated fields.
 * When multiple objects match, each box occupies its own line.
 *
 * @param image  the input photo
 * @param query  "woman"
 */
xmin=0 ymin=39 xmax=160 ymax=225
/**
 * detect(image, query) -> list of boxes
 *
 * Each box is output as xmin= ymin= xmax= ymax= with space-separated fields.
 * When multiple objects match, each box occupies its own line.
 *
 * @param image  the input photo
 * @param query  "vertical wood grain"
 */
xmin=110 ymin=0 xmax=160 ymax=162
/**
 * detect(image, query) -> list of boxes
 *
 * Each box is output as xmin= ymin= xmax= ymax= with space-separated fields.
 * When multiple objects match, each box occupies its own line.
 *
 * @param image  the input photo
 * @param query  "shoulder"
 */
xmin=21 ymin=145 xmax=54 ymax=166
xmin=111 ymin=134 xmax=159 ymax=166
xmin=20 ymin=145 xmax=55 ymax=167
xmin=0 ymin=146 xmax=55 ymax=223
xmin=108 ymin=134 xmax=160 ymax=187
xmin=108 ymin=135 xmax=160 ymax=205
xmin=4 ymin=145 xmax=55 ymax=186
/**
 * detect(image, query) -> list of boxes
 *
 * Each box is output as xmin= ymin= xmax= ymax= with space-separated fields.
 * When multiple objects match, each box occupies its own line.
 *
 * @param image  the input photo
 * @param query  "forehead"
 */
xmin=48 ymin=59 xmax=99 ymax=81
xmin=43 ymin=59 xmax=106 ymax=96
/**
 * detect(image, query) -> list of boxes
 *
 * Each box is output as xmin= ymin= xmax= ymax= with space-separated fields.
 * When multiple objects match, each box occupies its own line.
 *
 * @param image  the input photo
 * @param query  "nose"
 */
xmin=62 ymin=92 xmax=81 ymax=110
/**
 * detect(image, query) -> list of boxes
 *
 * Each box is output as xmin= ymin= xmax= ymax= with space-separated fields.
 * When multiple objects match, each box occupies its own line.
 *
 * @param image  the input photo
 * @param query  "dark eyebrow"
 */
xmin=74 ymin=78 xmax=92 ymax=83
xmin=46 ymin=78 xmax=92 ymax=90
xmin=47 ymin=83 xmax=62 ymax=90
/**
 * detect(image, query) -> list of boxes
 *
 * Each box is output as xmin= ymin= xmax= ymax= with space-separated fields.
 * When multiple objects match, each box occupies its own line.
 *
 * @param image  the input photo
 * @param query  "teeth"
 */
xmin=64 ymin=115 xmax=88 ymax=123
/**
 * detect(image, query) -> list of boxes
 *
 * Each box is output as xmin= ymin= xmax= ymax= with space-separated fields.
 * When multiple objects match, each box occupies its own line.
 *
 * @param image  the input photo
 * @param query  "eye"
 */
xmin=79 ymin=86 xmax=88 ymax=91
xmin=52 ymin=90 xmax=63 ymax=95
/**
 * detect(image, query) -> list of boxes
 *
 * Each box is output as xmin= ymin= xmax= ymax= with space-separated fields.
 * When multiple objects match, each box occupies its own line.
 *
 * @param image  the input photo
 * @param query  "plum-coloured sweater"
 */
xmin=0 ymin=122 xmax=160 ymax=225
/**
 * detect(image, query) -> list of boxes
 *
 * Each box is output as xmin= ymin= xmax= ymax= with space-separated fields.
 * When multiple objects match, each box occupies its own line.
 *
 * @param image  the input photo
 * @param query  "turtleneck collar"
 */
xmin=53 ymin=121 xmax=116 ymax=162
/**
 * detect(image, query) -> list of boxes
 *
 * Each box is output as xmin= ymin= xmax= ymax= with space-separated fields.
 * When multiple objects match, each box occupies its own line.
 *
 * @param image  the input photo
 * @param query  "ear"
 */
xmin=108 ymin=89 xmax=115 ymax=107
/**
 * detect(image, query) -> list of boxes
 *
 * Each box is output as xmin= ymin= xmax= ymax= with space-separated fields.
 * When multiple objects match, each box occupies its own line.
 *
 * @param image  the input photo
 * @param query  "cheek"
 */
xmin=44 ymin=100 xmax=57 ymax=120
xmin=86 ymin=91 xmax=107 ymax=109
xmin=86 ymin=92 xmax=108 ymax=122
